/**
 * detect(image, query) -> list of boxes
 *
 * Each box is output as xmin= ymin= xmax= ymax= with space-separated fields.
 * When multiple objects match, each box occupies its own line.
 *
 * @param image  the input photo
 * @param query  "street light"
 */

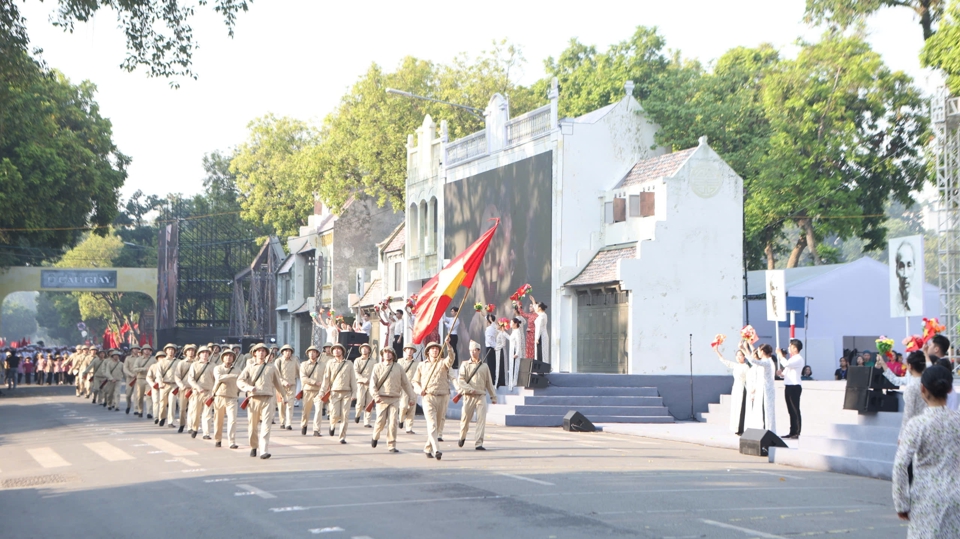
xmin=385 ymin=88 xmax=484 ymax=119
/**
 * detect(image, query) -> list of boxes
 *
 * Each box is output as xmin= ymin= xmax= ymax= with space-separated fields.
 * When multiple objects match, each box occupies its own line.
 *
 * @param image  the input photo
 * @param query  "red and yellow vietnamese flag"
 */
xmin=412 ymin=219 xmax=499 ymax=344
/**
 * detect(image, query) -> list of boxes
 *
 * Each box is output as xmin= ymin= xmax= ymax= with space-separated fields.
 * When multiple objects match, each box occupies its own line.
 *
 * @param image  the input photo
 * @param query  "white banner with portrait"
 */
xmin=765 ymin=270 xmax=786 ymax=322
xmin=889 ymin=234 xmax=924 ymax=318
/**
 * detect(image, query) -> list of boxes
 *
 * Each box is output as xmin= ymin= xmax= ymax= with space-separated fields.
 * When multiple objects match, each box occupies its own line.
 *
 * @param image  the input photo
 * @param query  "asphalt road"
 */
xmin=0 ymin=385 xmax=906 ymax=539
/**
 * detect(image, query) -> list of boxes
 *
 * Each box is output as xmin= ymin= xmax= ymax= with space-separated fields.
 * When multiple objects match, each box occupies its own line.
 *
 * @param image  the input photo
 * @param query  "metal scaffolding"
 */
xmin=230 ymin=237 xmax=284 ymax=340
xmin=934 ymin=88 xmax=960 ymax=356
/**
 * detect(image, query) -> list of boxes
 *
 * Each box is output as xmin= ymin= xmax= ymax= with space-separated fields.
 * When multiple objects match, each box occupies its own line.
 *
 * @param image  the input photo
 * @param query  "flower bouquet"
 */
xmin=486 ymin=303 xmax=496 ymax=313
xmin=710 ymin=334 xmax=726 ymax=348
xmin=497 ymin=317 xmax=511 ymax=329
xmin=474 ymin=302 xmax=484 ymax=312
xmin=740 ymin=325 xmax=759 ymax=344
xmin=406 ymin=295 xmax=417 ymax=311
xmin=875 ymin=336 xmax=895 ymax=359
xmin=923 ymin=317 xmax=945 ymax=341
xmin=903 ymin=335 xmax=925 ymax=353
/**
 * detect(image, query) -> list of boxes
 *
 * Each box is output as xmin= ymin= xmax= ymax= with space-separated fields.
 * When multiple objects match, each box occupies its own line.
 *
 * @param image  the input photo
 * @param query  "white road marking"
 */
xmin=270 ymin=495 xmax=504 ymax=512
xmin=495 ymin=472 xmax=554 ymax=486
xmin=700 ymin=519 xmax=787 ymax=538
xmin=142 ymin=438 xmax=197 ymax=456
xmin=85 ymin=442 xmax=134 ymax=461
xmin=170 ymin=458 xmax=200 ymax=467
xmin=237 ymin=484 xmax=276 ymax=499
xmin=598 ymin=505 xmax=876 ymax=516
xmin=27 ymin=447 xmax=70 ymax=468
xmin=204 ymin=478 xmax=233 ymax=483
xmin=309 ymin=527 xmax=344 ymax=534
xmin=351 ymin=536 xmax=373 ymax=539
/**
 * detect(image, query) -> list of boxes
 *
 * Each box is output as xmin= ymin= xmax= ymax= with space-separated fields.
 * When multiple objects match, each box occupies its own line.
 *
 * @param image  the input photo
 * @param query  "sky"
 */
xmin=19 ymin=0 xmax=938 ymax=202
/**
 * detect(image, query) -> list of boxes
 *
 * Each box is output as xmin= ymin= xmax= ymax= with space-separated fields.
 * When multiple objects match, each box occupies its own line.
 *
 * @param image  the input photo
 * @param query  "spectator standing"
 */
xmin=862 ymin=351 xmax=876 ymax=368
xmin=5 ymin=351 xmax=20 ymax=388
xmin=801 ymin=366 xmax=814 ymax=381
xmin=22 ymin=357 xmax=32 ymax=384
xmin=835 ymin=357 xmax=849 ymax=380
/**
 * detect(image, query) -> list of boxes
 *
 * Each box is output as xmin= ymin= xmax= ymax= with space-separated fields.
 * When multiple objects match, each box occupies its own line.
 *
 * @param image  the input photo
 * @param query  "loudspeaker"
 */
xmin=563 ymin=410 xmax=596 ymax=432
xmin=517 ymin=358 xmax=552 ymax=388
xmin=739 ymin=428 xmax=787 ymax=457
xmin=338 ymin=331 xmax=369 ymax=361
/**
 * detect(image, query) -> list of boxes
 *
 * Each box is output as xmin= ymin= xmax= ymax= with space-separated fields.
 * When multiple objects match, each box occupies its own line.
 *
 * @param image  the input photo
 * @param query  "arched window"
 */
xmin=419 ymin=200 xmax=428 ymax=257
xmin=408 ymin=203 xmax=419 ymax=256
xmin=428 ymin=196 xmax=438 ymax=254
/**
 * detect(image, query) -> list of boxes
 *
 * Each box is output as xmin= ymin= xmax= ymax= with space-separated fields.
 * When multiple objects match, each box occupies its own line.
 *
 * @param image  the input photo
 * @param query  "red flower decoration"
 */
xmin=711 ymin=334 xmax=726 ymax=348
xmin=486 ymin=303 xmax=495 ymax=313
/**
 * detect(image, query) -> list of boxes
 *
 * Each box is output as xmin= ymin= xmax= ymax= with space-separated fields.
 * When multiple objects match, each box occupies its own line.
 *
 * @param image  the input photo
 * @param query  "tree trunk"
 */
xmin=802 ymin=218 xmax=819 ymax=266
xmin=764 ymin=232 xmax=776 ymax=270
xmin=919 ymin=0 xmax=934 ymax=40
xmin=786 ymin=234 xmax=807 ymax=268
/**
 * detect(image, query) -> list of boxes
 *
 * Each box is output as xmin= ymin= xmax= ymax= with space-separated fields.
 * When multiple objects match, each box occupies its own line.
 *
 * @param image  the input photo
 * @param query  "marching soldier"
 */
xmin=123 ymin=345 xmax=141 ymax=414
xmin=155 ymin=344 xmax=179 ymax=427
xmin=237 ymin=343 xmax=286 ymax=459
xmin=186 ymin=346 xmax=216 ymax=439
xmin=299 ymin=345 xmax=326 ymax=436
xmin=412 ymin=337 xmax=455 ymax=460
xmin=82 ymin=350 xmax=106 ymax=405
xmin=275 ymin=344 xmax=300 ymax=431
xmin=353 ymin=343 xmax=376 ymax=427
xmin=75 ymin=347 xmax=93 ymax=398
xmin=457 ymin=341 xmax=497 ymax=450
xmin=144 ymin=351 xmax=164 ymax=423
xmin=101 ymin=350 xmax=124 ymax=411
xmin=398 ymin=344 xmax=420 ymax=433
xmin=319 ymin=343 xmax=357 ymax=444
xmin=212 ymin=348 xmax=240 ymax=449
xmin=369 ymin=347 xmax=416 ymax=453
xmin=133 ymin=345 xmax=156 ymax=418
xmin=209 ymin=343 xmax=221 ymax=364
xmin=174 ymin=344 xmax=197 ymax=433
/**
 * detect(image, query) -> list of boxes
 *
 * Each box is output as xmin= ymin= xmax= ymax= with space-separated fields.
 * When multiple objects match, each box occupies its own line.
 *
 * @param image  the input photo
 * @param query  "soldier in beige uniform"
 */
xmin=319 ymin=343 xmax=357 ymax=443
xmin=398 ymin=344 xmax=420 ymax=433
xmin=353 ymin=344 xmax=376 ymax=427
xmin=275 ymin=344 xmax=300 ymax=430
xmin=64 ymin=346 xmax=82 ymax=396
xmin=82 ymin=350 xmax=106 ymax=405
xmin=155 ymin=345 xmax=180 ymax=427
xmin=101 ymin=350 xmax=125 ymax=411
xmin=237 ymin=343 xmax=286 ymax=459
xmin=145 ymin=352 xmax=164 ymax=423
xmin=457 ymin=341 xmax=498 ymax=450
xmin=174 ymin=344 xmax=197 ymax=433
xmin=212 ymin=349 xmax=240 ymax=448
xmin=412 ymin=338 xmax=455 ymax=460
xmin=75 ymin=348 xmax=93 ymax=398
xmin=369 ymin=347 xmax=416 ymax=452
xmin=186 ymin=346 xmax=216 ymax=439
xmin=123 ymin=345 xmax=141 ymax=414
xmin=299 ymin=346 xmax=326 ymax=436
xmin=133 ymin=345 xmax=156 ymax=418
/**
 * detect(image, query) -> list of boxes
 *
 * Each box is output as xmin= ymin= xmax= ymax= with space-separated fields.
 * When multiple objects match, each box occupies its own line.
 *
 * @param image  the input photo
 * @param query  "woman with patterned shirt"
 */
xmin=892 ymin=365 xmax=960 ymax=538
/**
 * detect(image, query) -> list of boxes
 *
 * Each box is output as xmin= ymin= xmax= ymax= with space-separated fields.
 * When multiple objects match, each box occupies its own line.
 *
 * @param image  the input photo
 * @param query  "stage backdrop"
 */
xmin=443 ymin=152 xmax=553 ymax=358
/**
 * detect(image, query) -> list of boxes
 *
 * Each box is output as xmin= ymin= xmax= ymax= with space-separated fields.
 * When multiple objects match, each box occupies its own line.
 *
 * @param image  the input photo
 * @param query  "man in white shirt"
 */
xmin=392 ymin=309 xmax=404 ymax=358
xmin=777 ymin=339 xmax=805 ymax=439
xmin=441 ymin=307 xmax=461 ymax=368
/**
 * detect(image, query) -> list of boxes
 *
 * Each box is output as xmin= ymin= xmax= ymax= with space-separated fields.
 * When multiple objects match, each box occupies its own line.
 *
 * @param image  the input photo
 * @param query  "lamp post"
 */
xmin=385 ymin=88 xmax=484 ymax=119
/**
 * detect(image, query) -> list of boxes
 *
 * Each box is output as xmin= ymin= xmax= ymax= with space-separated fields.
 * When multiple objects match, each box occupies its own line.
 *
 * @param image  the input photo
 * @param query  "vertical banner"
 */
xmin=765 ymin=270 xmax=787 ymax=322
xmin=157 ymin=222 xmax=179 ymax=329
xmin=889 ymin=234 xmax=924 ymax=318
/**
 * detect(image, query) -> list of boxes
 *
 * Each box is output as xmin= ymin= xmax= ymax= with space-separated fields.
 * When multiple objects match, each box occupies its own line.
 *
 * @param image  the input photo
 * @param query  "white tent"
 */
xmin=746 ymin=257 xmax=940 ymax=380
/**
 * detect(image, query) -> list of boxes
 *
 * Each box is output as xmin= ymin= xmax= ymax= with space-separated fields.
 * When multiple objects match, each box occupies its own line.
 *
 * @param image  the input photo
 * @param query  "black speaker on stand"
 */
xmin=518 ymin=358 xmax=551 ymax=388
xmin=739 ymin=428 xmax=788 ymax=456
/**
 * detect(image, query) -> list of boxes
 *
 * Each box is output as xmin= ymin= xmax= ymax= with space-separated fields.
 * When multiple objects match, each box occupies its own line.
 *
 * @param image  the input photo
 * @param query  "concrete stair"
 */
xmin=488 ymin=374 xmax=675 ymax=427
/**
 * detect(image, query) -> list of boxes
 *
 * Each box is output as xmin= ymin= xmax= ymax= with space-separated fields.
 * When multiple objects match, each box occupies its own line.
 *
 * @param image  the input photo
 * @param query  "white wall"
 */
xmin=618 ymin=144 xmax=744 ymax=375
xmin=747 ymin=257 xmax=941 ymax=378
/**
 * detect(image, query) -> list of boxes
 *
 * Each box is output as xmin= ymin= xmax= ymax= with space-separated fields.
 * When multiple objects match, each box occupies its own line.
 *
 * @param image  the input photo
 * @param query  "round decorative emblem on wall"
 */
xmin=689 ymin=160 xmax=723 ymax=199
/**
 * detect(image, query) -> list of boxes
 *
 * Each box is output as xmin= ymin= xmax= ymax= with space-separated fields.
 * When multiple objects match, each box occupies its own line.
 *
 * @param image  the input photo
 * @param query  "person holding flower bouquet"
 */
xmin=741 ymin=339 xmax=777 ymax=434
xmin=483 ymin=314 xmax=500 ymax=385
xmin=714 ymin=336 xmax=749 ymax=435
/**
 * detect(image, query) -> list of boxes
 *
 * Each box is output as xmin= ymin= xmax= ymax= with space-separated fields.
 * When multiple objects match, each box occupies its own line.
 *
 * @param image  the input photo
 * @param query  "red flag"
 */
xmin=119 ymin=322 xmax=131 ymax=336
xmin=412 ymin=219 xmax=499 ymax=344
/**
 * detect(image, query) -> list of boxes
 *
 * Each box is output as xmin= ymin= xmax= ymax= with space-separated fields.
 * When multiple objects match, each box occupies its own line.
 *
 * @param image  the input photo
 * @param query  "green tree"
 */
xmin=804 ymin=0 xmax=945 ymax=40
xmin=0 ymin=48 xmax=128 ymax=267
xmin=1 ymin=300 xmax=38 ymax=340
xmin=231 ymin=115 xmax=319 ymax=238
xmin=36 ymin=292 xmax=81 ymax=344
xmin=541 ymin=26 xmax=670 ymax=118
xmin=921 ymin=0 xmax=960 ymax=95
xmin=2 ymin=0 xmax=251 ymax=83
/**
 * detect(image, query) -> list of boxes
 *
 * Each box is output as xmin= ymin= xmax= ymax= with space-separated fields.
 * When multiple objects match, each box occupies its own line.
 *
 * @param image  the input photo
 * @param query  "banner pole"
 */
xmin=439 ymin=292 xmax=472 ymax=358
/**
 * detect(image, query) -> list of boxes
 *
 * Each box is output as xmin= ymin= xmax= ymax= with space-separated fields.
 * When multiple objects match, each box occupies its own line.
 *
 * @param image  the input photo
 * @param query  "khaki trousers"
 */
xmin=400 ymin=397 xmax=416 ymax=432
xmin=157 ymin=385 xmax=175 ymax=423
xmin=355 ymin=384 xmax=373 ymax=426
xmin=189 ymin=391 xmax=212 ymax=435
xmin=134 ymin=379 xmax=150 ymax=414
xmin=373 ymin=397 xmax=400 ymax=449
xmin=103 ymin=381 xmax=117 ymax=408
xmin=246 ymin=395 xmax=275 ymax=452
xmin=213 ymin=395 xmax=237 ymax=444
xmin=458 ymin=394 xmax=488 ymax=447
xmin=92 ymin=376 xmax=106 ymax=402
xmin=300 ymin=389 xmax=322 ymax=432
xmin=422 ymin=393 xmax=448 ymax=454
xmin=177 ymin=389 xmax=190 ymax=427
xmin=278 ymin=387 xmax=296 ymax=427
xmin=126 ymin=378 xmax=134 ymax=407
xmin=328 ymin=391 xmax=351 ymax=441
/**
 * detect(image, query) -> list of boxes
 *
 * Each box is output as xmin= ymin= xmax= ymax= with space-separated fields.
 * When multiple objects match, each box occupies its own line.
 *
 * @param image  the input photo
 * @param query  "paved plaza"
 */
xmin=0 ymin=386 xmax=906 ymax=539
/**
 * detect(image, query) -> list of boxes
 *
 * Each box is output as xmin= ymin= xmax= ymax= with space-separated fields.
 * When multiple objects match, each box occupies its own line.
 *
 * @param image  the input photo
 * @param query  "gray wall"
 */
xmin=331 ymin=199 xmax=404 ymax=314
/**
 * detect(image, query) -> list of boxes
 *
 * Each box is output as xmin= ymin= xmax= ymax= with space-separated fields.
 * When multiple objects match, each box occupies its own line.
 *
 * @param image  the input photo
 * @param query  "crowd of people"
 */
xmin=44 ymin=333 xmax=499 ymax=462
xmin=3 ymin=346 xmax=76 ymax=390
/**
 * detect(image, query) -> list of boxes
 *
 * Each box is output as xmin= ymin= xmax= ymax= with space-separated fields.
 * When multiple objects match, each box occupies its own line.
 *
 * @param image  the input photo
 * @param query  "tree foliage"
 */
xmin=3 ymin=0 xmax=251 ymax=83
xmin=921 ymin=0 xmax=960 ymax=95
xmin=0 ymin=48 xmax=128 ymax=267
xmin=804 ymin=0 xmax=945 ymax=39
xmin=1 ymin=300 xmax=38 ymax=339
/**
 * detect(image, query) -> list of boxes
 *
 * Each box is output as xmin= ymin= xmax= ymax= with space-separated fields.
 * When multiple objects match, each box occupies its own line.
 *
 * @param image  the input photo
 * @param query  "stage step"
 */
xmin=799 ymin=436 xmax=898 ymax=462
xmin=488 ymin=373 xmax=674 ymax=427
xmin=770 ymin=446 xmax=894 ymax=481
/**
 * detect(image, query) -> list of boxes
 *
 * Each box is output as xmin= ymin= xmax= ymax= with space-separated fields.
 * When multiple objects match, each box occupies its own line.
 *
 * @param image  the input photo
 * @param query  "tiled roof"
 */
xmin=383 ymin=223 xmax=405 ymax=253
xmin=566 ymin=245 xmax=636 ymax=286
xmin=614 ymin=148 xmax=696 ymax=189
xmin=352 ymin=278 xmax=382 ymax=308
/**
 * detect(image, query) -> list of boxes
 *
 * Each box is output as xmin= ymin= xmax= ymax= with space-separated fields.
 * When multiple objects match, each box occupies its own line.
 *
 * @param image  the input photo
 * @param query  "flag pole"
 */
xmin=439 ymin=292 xmax=472 ymax=358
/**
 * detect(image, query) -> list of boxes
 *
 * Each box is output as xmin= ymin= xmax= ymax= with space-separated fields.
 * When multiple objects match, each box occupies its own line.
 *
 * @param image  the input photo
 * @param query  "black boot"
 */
xmin=301 ymin=426 xmax=307 ymax=435
xmin=458 ymin=439 xmax=465 ymax=448
xmin=215 ymin=441 xmax=221 ymax=448
xmin=191 ymin=430 xmax=198 ymax=439
xmin=178 ymin=425 xmax=184 ymax=433
xmin=126 ymin=407 xmax=130 ymax=414
xmin=371 ymin=439 xmax=378 ymax=448
xmin=159 ymin=418 xmax=165 ymax=427
xmin=250 ymin=448 xmax=257 ymax=457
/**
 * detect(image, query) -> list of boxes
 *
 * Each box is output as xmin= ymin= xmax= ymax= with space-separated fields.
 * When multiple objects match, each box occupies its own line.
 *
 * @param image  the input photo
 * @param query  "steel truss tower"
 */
xmin=934 ymin=88 xmax=960 ymax=357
